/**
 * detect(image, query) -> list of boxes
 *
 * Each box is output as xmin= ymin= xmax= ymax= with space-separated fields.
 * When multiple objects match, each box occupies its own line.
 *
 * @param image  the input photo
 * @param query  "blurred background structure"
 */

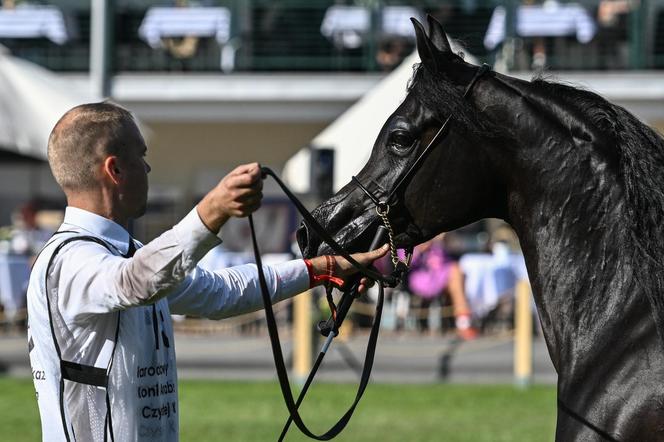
xmin=0 ymin=0 xmax=663 ymax=387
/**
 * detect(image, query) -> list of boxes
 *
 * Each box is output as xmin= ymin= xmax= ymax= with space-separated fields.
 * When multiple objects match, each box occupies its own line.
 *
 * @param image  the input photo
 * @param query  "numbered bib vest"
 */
xmin=28 ymin=232 xmax=179 ymax=441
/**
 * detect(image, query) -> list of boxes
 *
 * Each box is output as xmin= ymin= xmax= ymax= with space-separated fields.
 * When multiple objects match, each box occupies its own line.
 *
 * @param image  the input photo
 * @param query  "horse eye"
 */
xmin=388 ymin=130 xmax=415 ymax=152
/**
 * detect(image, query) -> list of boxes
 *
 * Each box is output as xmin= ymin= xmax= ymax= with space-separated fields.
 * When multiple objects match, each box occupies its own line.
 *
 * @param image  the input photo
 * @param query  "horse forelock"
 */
xmin=406 ymin=62 xmax=500 ymax=139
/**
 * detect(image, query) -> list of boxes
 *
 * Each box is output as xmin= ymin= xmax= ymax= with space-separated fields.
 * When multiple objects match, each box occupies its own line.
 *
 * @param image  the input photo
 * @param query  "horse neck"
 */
xmin=465 ymin=72 xmax=664 ymax=436
xmin=476 ymin=77 xmax=661 ymax=379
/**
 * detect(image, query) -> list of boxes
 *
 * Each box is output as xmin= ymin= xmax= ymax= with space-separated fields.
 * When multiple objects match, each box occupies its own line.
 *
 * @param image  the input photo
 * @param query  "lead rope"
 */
xmin=251 ymin=168 xmax=402 ymax=441
xmin=250 ymin=214 xmax=387 ymax=441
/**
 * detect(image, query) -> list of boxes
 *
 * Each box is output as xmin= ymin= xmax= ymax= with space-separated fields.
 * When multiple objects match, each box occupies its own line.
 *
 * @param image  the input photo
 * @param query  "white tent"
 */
xmin=283 ymin=45 xmax=477 ymax=193
xmin=0 ymin=46 xmax=93 ymax=160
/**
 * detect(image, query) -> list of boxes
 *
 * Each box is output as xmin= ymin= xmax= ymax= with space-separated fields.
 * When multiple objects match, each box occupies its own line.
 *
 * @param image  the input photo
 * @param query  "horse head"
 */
xmin=298 ymin=16 xmax=510 ymax=258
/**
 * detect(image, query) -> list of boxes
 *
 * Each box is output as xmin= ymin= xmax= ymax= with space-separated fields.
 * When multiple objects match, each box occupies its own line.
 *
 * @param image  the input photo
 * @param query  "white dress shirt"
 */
xmin=27 ymin=206 xmax=309 ymax=441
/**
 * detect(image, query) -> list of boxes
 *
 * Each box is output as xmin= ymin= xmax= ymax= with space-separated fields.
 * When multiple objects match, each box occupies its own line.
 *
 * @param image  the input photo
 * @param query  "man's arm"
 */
xmin=166 ymin=246 xmax=389 ymax=320
xmin=166 ymin=260 xmax=308 ymax=319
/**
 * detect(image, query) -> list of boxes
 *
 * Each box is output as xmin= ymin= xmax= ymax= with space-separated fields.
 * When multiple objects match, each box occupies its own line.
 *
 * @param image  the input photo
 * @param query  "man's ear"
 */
xmin=103 ymin=156 xmax=122 ymax=185
xmin=411 ymin=17 xmax=439 ymax=73
xmin=426 ymin=15 xmax=452 ymax=53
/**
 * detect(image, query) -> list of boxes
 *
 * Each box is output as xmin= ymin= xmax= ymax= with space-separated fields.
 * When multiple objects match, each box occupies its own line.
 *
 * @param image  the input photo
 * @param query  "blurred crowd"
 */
xmin=0 ymin=200 xmax=528 ymax=342
xmin=0 ymin=0 xmax=660 ymax=73
xmin=354 ymin=225 xmax=527 ymax=341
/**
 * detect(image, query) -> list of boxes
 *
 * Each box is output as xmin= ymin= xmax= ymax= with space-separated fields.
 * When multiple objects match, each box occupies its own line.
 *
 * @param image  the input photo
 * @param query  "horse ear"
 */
xmin=411 ymin=17 xmax=439 ymax=73
xmin=426 ymin=15 xmax=452 ymax=53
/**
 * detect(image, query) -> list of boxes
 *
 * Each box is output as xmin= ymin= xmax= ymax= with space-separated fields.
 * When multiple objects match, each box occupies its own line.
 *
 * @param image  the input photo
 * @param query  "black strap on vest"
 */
xmin=60 ymin=361 xmax=109 ymax=387
xmin=41 ymin=233 xmax=127 ymax=442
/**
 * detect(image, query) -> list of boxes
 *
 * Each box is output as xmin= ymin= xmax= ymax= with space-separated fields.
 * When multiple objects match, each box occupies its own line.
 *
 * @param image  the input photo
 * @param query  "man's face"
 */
xmin=117 ymin=121 xmax=151 ymax=219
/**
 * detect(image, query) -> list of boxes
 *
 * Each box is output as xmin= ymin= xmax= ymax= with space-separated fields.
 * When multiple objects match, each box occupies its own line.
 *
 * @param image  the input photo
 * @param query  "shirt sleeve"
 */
xmin=167 ymin=259 xmax=310 ymax=319
xmin=50 ymin=208 xmax=221 ymax=320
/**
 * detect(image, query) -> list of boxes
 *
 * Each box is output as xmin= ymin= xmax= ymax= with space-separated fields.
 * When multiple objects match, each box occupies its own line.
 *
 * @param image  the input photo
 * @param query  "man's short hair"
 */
xmin=47 ymin=102 xmax=137 ymax=192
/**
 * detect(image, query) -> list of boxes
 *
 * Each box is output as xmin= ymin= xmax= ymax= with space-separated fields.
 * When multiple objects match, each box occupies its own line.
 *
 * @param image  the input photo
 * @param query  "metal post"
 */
xmin=367 ymin=0 xmax=381 ymax=71
xmin=629 ymin=0 xmax=646 ymax=68
xmin=514 ymin=280 xmax=532 ymax=388
xmin=504 ymin=0 xmax=518 ymax=70
xmin=293 ymin=290 xmax=313 ymax=385
xmin=90 ymin=0 xmax=113 ymax=99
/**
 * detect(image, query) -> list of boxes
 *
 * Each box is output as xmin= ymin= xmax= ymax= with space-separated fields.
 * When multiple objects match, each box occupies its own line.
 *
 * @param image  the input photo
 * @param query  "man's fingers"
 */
xmin=356 ymin=244 xmax=390 ymax=264
xmin=232 ymin=162 xmax=260 ymax=176
xmin=335 ymin=244 xmax=390 ymax=276
xmin=227 ymin=171 xmax=263 ymax=189
xmin=227 ymin=163 xmax=263 ymax=190
xmin=232 ymin=188 xmax=262 ymax=203
xmin=228 ymin=199 xmax=262 ymax=217
xmin=240 ymin=192 xmax=263 ymax=204
xmin=357 ymin=277 xmax=375 ymax=294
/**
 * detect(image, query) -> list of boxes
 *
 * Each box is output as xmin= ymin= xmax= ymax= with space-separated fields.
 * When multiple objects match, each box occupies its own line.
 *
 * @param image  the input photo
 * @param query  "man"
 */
xmin=27 ymin=102 xmax=387 ymax=441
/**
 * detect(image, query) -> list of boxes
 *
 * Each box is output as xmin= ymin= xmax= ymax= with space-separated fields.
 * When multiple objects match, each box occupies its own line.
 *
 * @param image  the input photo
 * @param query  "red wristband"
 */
xmin=304 ymin=256 xmax=345 ymax=289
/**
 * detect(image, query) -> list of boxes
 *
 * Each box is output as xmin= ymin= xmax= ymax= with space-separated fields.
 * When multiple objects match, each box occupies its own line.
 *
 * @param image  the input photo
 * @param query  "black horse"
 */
xmin=298 ymin=16 xmax=664 ymax=441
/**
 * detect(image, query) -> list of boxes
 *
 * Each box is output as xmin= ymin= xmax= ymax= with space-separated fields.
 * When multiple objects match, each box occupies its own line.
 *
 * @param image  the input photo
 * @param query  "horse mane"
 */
xmin=530 ymin=79 xmax=664 ymax=260
xmin=408 ymin=61 xmax=664 ymax=263
xmin=532 ymin=79 xmax=664 ymax=342
xmin=408 ymin=61 xmax=664 ymax=341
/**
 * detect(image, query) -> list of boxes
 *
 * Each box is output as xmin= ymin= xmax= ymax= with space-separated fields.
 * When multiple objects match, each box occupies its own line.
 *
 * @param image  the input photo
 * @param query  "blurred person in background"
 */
xmin=10 ymin=202 xmax=52 ymax=259
xmin=596 ymin=0 xmax=633 ymax=68
xmin=407 ymin=234 xmax=478 ymax=340
xmin=375 ymin=36 xmax=410 ymax=71
xmin=459 ymin=225 xmax=526 ymax=333
xmin=27 ymin=102 xmax=387 ymax=441
xmin=0 ymin=202 xmax=53 ymax=330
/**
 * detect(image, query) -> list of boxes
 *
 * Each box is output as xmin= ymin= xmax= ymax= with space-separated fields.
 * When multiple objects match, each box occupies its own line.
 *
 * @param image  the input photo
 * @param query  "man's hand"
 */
xmin=197 ymin=162 xmax=263 ymax=233
xmin=308 ymin=244 xmax=390 ymax=293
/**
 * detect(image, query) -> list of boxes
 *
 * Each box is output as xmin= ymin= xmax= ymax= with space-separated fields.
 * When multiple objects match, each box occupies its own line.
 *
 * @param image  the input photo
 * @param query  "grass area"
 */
xmin=1 ymin=377 xmax=556 ymax=441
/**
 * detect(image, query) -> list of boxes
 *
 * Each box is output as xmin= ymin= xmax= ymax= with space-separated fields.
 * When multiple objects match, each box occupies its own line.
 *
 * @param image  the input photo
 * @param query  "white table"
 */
xmin=459 ymin=248 xmax=529 ymax=318
xmin=484 ymin=3 xmax=596 ymax=50
xmin=139 ymin=6 xmax=231 ymax=48
xmin=0 ymin=253 xmax=30 ymax=321
xmin=138 ymin=6 xmax=232 ymax=70
xmin=320 ymin=5 xmax=423 ymax=49
xmin=0 ymin=5 xmax=69 ymax=44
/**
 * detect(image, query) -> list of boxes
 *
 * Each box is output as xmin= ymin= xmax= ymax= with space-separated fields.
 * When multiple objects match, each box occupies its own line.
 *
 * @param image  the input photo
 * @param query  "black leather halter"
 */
xmin=352 ymin=63 xmax=492 ymax=212
xmin=351 ymin=63 xmax=491 ymax=271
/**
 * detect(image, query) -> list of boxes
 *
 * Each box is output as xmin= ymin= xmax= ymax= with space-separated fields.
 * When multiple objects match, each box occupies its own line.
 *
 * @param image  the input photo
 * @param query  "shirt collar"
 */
xmin=61 ymin=206 xmax=132 ymax=255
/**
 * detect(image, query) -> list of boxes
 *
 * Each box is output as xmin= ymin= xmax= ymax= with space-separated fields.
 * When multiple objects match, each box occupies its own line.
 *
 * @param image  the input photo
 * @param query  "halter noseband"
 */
xmin=352 ymin=63 xmax=492 ymax=268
